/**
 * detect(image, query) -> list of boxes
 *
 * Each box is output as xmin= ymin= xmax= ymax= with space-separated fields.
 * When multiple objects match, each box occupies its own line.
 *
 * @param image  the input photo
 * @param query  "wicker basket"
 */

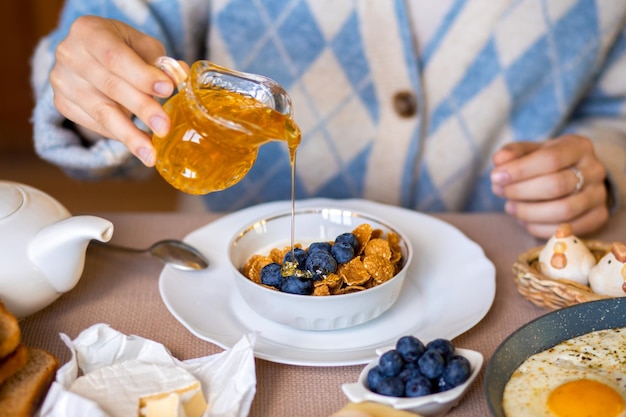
xmin=513 ymin=240 xmax=612 ymax=310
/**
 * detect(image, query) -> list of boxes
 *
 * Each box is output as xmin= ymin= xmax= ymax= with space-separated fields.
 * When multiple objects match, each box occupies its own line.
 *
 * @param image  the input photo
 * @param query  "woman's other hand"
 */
xmin=491 ymin=135 xmax=609 ymax=239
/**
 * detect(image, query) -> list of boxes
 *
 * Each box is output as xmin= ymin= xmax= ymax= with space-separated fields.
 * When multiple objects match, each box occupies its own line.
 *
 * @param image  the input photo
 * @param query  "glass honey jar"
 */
xmin=153 ymin=57 xmax=301 ymax=195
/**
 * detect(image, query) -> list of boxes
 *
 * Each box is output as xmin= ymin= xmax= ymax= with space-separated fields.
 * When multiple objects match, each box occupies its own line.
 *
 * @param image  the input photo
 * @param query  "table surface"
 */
xmin=19 ymin=207 xmax=626 ymax=416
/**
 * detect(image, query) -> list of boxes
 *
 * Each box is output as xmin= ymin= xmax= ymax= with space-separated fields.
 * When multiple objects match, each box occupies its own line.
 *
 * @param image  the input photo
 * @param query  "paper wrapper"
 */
xmin=39 ymin=323 xmax=257 ymax=417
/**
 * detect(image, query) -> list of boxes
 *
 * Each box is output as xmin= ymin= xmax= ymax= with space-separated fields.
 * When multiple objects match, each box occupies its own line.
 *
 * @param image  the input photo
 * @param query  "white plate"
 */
xmin=159 ymin=199 xmax=496 ymax=367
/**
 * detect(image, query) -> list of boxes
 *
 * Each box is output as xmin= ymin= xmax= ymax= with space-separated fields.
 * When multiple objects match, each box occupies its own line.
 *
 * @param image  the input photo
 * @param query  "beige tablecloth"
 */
xmin=19 ymin=209 xmax=626 ymax=416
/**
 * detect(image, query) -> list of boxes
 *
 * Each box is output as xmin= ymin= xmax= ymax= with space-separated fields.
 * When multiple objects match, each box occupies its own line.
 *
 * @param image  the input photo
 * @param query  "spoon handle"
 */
xmin=90 ymin=240 xmax=148 ymax=254
xmin=90 ymin=239 xmax=209 ymax=270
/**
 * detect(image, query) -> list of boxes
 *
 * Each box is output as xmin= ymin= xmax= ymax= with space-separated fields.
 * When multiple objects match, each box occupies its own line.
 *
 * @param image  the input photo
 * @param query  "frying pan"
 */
xmin=484 ymin=297 xmax=626 ymax=416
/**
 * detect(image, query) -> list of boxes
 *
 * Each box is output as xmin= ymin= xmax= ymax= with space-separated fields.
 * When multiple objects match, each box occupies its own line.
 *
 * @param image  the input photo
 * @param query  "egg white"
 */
xmin=503 ymin=328 xmax=626 ymax=417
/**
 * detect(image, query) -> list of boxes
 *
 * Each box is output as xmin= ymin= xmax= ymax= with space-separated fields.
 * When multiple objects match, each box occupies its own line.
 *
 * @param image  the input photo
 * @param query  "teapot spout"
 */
xmin=28 ymin=215 xmax=114 ymax=293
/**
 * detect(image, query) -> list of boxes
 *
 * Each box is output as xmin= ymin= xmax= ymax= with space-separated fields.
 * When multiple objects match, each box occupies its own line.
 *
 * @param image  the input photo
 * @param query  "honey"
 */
xmin=152 ymin=57 xmax=302 ymax=274
xmin=153 ymin=88 xmax=301 ymax=195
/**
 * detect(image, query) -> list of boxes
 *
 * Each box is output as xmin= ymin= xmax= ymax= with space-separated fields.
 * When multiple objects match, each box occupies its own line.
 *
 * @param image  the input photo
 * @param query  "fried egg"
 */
xmin=503 ymin=327 xmax=626 ymax=417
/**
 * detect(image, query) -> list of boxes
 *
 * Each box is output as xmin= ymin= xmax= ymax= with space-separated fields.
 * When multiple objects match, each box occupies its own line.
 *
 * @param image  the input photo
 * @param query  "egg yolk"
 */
xmin=547 ymin=379 xmax=624 ymax=417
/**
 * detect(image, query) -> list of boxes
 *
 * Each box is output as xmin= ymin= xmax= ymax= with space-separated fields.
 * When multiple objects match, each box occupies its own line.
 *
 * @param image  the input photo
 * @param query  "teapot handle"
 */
xmin=154 ymin=56 xmax=189 ymax=90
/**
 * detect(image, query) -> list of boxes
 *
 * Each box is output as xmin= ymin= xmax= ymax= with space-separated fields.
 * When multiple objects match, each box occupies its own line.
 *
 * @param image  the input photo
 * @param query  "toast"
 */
xmin=0 ymin=301 xmax=20 ymax=360
xmin=331 ymin=402 xmax=424 ymax=417
xmin=0 ymin=347 xmax=58 ymax=417
xmin=0 ymin=344 xmax=27 ymax=386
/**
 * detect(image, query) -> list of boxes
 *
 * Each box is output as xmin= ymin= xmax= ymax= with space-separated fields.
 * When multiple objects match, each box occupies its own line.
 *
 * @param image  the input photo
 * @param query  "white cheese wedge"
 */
xmin=141 ymin=386 xmax=207 ymax=417
xmin=141 ymin=393 xmax=186 ymax=417
xmin=69 ymin=359 xmax=207 ymax=417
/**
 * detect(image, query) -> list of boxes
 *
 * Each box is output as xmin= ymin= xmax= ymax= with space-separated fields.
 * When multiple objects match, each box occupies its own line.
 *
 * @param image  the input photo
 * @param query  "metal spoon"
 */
xmin=93 ymin=239 xmax=209 ymax=271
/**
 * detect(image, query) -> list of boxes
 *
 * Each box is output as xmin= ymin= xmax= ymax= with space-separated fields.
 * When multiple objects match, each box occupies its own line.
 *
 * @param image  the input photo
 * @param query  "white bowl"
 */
xmin=228 ymin=207 xmax=413 ymax=331
xmin=342 ymin=348 xmax=483 ymax=417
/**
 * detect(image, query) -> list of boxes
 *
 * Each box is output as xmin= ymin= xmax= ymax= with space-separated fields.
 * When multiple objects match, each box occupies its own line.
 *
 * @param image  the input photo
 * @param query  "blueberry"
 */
xmin=436 ymin=376 xmax=452 ymax=393
xmin=366 ymin=365 xmax=384 ymax=392
xmin=280 ymin=275 xmax=313 ymax=295
xmin=426 ymin=338 xmax=455 ymax=363
xmin=260 ymin=263 xmax=283 ymax=288
xmin=441 ymin=355 xmax=471 ymax=388
xmin=403 ymin=360 xmax=421 ymax=371
xmin=378 ymin=350 xmax=405 ymax=377
xmin=331 ymin=241 xmax=355 ymax=264
xmin=396 ymin=335 xmax=425 ymax=363
xmin=398 ymin=365 xmax=422 ymax=382
xmin=375 ymin=376 xmax=405 ymax=397
xmin=417 ymin=349 xmax=445 ymax=380
xmin=405 ymin=375 xmax=433 ymax=397
xmin=305 ymin=250 xmax=337 ymax=280
xmin=308 ymin=241 xmax=332 ymax=253
xmin=335 ymin=232 xmax=359 ymax=251
xmin=283 ymin=248 xmax=308 ymax=270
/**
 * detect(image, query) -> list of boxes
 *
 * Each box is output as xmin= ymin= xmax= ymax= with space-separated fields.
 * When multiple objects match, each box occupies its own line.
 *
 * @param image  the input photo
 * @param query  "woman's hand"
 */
xmin=50 ymin=15 xmax=176 ymax=166
xmin=491 ymin=135 xmax=609 ymax=239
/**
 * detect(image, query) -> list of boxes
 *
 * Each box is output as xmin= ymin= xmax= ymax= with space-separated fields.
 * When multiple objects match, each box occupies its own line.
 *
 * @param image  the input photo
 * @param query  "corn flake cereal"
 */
xmin=364 ymin=255 xmax=396 ymax=284
xmin=312 ymin=284 xmax=331 ymax=296
xmin=269 ymin=248 xmax=285 ymax=264
xmin=364 ymin=238 xmax=392 ymax=260
xmin=319 ymin=272 xmax=343 ymax=291
xmin=387 ymin=232 xmax=403 ymax=263
xmin=338 ymin=257 xmax=371 ymax=286
xmin=336 ymin=285 xmax=368 ymax=294
xmin=353 ymin=224 xmax=373 ymax=255
xmin=241 ymin=223 xmax=405 ymax=296
xmin=244 ymin=255 xmax=274 ymax=283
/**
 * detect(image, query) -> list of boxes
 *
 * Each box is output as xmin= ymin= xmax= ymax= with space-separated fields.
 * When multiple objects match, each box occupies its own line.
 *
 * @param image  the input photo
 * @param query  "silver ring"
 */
xmin=570 ymin=167 xmax=584 ymax=193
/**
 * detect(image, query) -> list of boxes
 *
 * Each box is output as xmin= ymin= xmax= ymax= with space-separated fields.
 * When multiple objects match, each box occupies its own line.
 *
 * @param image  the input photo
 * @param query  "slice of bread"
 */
xmin=0 ymin=347 xmax=58 ymax=417
xmin=0 ymin=301 xmax=20 ymax=360
xmin=0 ymin=344 xmax=27 ymax=386
xmin=331 ymin=402 xmax=425 ymax=417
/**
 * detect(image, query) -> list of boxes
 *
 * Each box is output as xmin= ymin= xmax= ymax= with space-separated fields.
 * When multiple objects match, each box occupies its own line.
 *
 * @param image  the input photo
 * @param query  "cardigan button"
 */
xmin=393 ymin=91 xmax=418 ymax=118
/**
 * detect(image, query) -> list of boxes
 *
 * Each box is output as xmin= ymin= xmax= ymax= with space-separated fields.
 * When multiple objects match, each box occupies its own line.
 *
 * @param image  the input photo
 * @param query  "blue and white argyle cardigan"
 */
xmin=31 ymin=0 xmax=626 ymax=213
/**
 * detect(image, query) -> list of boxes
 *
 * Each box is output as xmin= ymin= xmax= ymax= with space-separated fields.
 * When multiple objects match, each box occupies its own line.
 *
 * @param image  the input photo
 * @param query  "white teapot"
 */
xmin=0 ymin=181 xmax=113 ymax=318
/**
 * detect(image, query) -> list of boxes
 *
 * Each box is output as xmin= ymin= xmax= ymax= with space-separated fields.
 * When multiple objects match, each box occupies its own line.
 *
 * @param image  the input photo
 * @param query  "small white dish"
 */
xmin=341 ymin=348 xmax=483 ymax=417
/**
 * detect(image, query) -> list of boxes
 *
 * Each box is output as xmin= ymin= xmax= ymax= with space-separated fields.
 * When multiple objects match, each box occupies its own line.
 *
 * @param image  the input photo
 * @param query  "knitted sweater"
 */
xmin=31 ymin=0 xmax=626 ymax=213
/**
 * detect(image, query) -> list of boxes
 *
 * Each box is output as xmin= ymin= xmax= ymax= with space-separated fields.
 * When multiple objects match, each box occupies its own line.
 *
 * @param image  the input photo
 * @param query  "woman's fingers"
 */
xmin=505 ymin=181 xmax=606 ymax=221
xmin=492 ymin=135 xmax=610 ymax=237
xmin=522 ymin=204 xmax=609 ymax=239
xmin=491 ymin=142 xmax=541 ymax=165
xmin=491 ymin=135 xmax=606 ymax=200
xmin=491 ymin=137 xmax=589 ymax=186
xmin=54 ymin=92 xmax=157 ymax=165
xmin=50 ymin=16 xmax=178 ymax=165
xmin=63 ymin=16 xmax=173 ymax=98
xmin=494 ymin=164 xmax=605 ymax=202
xmin=504 ymin=181 xmax=608 ymax=238
xmin=65 ymin=57 xmax=170 ymax=137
